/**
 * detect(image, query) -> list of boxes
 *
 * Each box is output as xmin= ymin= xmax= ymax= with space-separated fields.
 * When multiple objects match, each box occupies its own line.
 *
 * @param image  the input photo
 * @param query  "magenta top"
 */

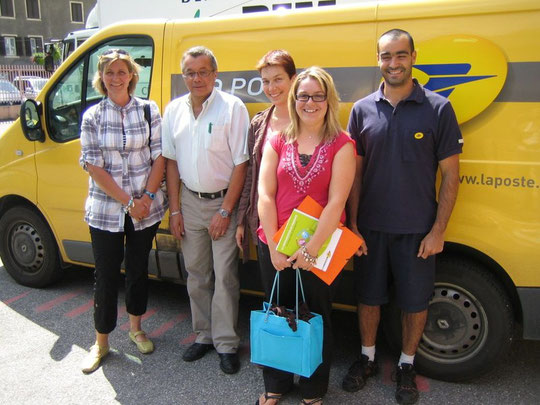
xmin=257 ymin=131 xmax=354 ymax=245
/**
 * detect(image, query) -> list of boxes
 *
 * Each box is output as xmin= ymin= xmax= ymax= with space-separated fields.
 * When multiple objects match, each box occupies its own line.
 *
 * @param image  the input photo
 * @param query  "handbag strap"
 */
xmin=265 ymin=269 xmax=307 ymax=322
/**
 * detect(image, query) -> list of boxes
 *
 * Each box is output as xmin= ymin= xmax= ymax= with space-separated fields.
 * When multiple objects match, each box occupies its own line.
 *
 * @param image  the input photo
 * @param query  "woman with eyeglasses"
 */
xmin=256 ymin=67 xmax=356 ymax=405
xmin=236 ymin=49 xmax=296 ymax=287
xmin=79 ymin=49 xmax=166 ymax=373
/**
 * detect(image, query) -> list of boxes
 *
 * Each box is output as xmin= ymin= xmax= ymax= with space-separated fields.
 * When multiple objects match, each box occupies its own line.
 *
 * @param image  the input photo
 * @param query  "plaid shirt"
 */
xmin=80 ymin=97 xmax=166 ymax=232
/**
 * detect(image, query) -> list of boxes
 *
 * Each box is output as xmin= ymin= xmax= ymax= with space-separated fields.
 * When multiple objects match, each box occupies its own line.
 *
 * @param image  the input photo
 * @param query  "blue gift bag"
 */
xmin=250 ymin=269 xmax=323 ymax=378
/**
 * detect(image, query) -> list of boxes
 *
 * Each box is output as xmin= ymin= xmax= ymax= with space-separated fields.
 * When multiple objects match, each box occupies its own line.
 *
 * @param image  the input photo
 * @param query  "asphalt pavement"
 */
xmin=1 ymin=261 xmax=539 ymax=405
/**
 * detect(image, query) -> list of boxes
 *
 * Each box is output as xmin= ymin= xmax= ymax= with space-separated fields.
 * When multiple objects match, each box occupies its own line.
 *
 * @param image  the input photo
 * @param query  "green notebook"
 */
xmin=276 ymin=209 xmax=332 ymax=257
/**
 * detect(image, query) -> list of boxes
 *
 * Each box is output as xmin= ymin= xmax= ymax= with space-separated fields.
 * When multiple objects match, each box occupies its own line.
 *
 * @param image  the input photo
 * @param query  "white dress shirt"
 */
xmin=161 ymin=88 xmax=249 ymax=192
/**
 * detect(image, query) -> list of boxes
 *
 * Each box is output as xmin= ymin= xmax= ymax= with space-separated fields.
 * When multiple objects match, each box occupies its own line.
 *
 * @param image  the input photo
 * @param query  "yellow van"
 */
xmin=0 ymin=0 xmax=538 ymax=382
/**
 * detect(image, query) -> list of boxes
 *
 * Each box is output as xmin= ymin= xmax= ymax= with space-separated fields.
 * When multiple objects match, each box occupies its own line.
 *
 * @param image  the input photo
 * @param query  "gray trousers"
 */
xmin=181 ymin=184 xmax=240 ymax=353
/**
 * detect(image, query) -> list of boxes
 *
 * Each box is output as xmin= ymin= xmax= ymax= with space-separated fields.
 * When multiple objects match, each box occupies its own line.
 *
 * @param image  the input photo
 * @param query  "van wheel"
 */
xmin=0 ymin=206 xmax=62 ymax=287
xmin=383 ymin=257 xmax=514 ymax=382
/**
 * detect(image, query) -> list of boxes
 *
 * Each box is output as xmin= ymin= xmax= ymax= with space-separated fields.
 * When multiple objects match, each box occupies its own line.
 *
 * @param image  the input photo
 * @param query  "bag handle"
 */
xmin=265 ymin=269 xmax=306 ymax=321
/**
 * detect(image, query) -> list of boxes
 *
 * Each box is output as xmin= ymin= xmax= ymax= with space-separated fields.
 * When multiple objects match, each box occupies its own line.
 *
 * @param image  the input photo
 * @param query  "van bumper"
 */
xmin=518 ymin=287 xmax=540 ymax=340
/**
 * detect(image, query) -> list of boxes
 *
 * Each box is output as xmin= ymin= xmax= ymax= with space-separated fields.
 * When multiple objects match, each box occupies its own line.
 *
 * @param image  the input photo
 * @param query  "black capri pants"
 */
xmin=89 ymin=216 xmax=160 ymax=334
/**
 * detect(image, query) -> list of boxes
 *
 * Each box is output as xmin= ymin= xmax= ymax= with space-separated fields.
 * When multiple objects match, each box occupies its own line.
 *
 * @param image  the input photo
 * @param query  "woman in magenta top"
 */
xmin=256 ymin=67 xmax=356 ymax=405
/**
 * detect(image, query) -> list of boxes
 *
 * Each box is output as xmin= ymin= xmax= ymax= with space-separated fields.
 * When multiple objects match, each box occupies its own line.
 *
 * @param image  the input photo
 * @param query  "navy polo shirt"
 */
xmin=348 ymin=79 xmax=463 ymax=234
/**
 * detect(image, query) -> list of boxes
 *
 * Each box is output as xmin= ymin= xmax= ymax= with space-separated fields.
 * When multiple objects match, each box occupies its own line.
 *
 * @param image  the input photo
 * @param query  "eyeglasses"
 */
xmin=100 ymin=48 xmax=129 ymax=58
xmin=295 ymin=93 xmax=327 ymax=102
xmin=182 ymin=70 xmax=215 ymax=80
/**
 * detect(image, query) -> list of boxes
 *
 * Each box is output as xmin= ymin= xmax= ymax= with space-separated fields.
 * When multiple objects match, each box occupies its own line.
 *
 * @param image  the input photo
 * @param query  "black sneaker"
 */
xmin=395 ymin=363 xmax=419 ymax=405
xmin=342 ymin=354 xmax=378 ymax=392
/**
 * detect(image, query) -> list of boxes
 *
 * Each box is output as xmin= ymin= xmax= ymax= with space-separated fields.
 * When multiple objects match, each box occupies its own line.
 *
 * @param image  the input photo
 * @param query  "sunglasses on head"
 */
xmin=100 ymin=48 xmax=129 ymax=57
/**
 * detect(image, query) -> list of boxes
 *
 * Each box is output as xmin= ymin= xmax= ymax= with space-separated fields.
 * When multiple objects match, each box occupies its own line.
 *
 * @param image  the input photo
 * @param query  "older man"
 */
xmin=162 ymin=46 xmax=249 ymax=374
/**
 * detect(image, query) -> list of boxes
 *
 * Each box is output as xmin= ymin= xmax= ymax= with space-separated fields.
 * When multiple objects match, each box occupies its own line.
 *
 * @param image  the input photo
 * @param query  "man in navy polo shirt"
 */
xmin=342 ymin=29 xmax=463 ymax=405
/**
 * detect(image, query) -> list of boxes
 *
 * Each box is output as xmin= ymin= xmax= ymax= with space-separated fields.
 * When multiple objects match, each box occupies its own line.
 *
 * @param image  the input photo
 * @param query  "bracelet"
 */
xmin=170 ymin=210 xmax=181 ymax=217
xmin=300 ymin=245 xmax=317 ymax=264
xmin=143 ymin=189 xmax=156 ymax=200
xmin=123 ymin=197 xmax=135 ymax=214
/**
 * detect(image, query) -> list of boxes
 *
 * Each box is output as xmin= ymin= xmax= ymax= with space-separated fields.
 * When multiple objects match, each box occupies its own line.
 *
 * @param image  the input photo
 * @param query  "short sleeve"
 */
xmin=228 ymin=98 xmax=250 ymax=166
xmin=347 ymin=103 xmax=365 ymax=156
xmin=436 ymin=101 xmax=463 ymax=161
xmin=79 ymin=105 xmax=104 ymax=171
xmin=268 ymin=131 xmax=285 ymax=155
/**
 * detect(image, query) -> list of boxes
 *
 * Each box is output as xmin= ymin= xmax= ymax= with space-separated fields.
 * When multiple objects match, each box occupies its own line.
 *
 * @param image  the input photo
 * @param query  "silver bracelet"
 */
xmin=170 ymin=210 xmax=181 ymax=217
xmin=123 ymin=197 xmax=134 ymax=214
xmin=300 ymin=245 xmax=317 ymax=264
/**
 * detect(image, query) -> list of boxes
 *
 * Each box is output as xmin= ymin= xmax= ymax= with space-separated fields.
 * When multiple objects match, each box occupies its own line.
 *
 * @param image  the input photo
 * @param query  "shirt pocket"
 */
xmin=401 ymin=127 xmax=435 ymax=162
xmin=204 ymin=123 xmax=228 ymax=153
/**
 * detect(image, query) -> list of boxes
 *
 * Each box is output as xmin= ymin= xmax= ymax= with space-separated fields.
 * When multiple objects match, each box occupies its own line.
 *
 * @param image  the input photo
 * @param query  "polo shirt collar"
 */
xmin=375 ymin=78 xmax=425 ymax=104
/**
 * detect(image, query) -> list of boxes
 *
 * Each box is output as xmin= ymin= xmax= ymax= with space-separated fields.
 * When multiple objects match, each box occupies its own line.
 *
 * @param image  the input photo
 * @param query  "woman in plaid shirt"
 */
xmin=79 ymin=49 xmax=166 ymax=374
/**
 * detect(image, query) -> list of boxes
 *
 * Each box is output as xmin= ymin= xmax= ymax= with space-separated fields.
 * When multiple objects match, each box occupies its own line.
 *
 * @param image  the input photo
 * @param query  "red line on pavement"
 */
xmin=149 ymin=312 xmax=189 ymax=338
xmin=65 ymin=299 xmax=94 ymax=319
xmin=3 ymin=291 xmax=31 ymax=305
xmin=119 ymin=308 xmax=157 ymax=331
xmin=417 ymin=375 xmax=430 ymax=392
xmin=180 ymin=333 xmax=197 ymax=345
xmin=35 ymin=291 xmax=82 ymax=313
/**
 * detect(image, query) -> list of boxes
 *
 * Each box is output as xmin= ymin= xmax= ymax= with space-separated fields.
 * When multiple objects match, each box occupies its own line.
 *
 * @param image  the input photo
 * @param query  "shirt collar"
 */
xmin=186 ymin=87 xmax=217 ymax=109
xmin=375 ymin=78 xmax=424 ymax=104
xmin=106 ymin=96 xmax=134 ymax=110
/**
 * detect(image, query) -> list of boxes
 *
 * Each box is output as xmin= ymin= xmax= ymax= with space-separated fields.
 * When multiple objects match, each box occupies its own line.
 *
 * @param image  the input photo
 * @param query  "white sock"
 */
xmin=398 ymin=352 xmax=415 ymax=367
xmin=361 ymin=345 xmax=376 ymax=362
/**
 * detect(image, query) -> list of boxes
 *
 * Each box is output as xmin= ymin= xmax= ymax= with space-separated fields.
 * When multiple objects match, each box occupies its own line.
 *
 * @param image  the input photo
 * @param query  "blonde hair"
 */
xmin=283 ymin=66 xmax=342 ymax=143
xmin=92 ymin=49 xmax=140 ymax=96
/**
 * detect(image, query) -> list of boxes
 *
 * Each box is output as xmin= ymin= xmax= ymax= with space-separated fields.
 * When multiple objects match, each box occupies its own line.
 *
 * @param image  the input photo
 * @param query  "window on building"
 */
xmin=26 ymin=0 xmax=40 ymax=19
xmin=26 ymin=36 xmax=43 ymax=55
xmin=4 ymin=36 xmax=16 ymax=56
xmin=70 ymin=1 xmax=83 ymax=23
xmin=0 ymin=0 xmax=15 ymax=17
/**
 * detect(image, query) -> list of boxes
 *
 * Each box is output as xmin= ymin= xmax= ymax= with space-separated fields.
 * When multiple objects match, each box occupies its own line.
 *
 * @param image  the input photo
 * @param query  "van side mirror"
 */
xmin=20 ymin=99 xmax=45 ymax=142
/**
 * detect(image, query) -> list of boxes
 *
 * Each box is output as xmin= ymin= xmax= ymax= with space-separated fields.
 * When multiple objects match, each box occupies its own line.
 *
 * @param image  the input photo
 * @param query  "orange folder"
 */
xmin=273 ymin=195 xmax=363 ymax=285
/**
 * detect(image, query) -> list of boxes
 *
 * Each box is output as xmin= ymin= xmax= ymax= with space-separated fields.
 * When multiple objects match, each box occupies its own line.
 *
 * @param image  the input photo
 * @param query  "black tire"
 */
xmin=383 ymin=256 xmax=514 ymax=382
xmin=0 ymin=206 xmax=63 ymax=287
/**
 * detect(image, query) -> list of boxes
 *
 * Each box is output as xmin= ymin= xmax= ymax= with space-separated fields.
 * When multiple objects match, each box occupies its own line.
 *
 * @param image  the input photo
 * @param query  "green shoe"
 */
xmin=81 ymin=343 xmax=109 ymax=374
xmin=129 ymin=330 xmax=154 ymax=354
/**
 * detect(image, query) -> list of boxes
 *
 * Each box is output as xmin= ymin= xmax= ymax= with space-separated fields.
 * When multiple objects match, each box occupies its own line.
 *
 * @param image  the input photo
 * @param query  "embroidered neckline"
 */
xmin=282 ymin=139 xmax=334 ymax=193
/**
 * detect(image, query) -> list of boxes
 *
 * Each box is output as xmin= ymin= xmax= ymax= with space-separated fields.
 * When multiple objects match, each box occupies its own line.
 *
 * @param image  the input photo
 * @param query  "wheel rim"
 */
xmin=9 ymin=222 xmax=45 ymax=274
xmin=418 ymin=282 xmax=488 ymax=364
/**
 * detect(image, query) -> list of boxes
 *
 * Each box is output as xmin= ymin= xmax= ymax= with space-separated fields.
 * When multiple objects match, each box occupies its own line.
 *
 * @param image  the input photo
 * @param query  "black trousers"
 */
xmin=89 ymin=216 xmax=159 ymax=334
xmin=257 ymin=242 xmax=341 ymax=399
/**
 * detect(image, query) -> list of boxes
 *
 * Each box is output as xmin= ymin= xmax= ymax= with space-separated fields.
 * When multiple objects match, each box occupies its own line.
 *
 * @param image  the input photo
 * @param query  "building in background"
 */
xmin=0 ymin=0 xmax=95 ymax=65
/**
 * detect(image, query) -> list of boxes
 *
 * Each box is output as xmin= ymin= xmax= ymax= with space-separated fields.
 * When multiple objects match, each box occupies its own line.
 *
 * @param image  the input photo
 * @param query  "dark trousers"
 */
xmin=257 ymin=242 xmax=340 ymax=399
xmin=89 ymin=216 xmax=159 ymax=334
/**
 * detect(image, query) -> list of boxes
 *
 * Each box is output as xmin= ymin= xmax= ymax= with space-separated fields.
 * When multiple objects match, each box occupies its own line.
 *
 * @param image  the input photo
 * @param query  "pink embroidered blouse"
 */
xmin=257 ymin=131 xmax=354 ymax=244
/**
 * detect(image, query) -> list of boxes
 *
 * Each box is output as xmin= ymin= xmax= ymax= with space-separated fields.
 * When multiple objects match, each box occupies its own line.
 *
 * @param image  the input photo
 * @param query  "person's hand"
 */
xmin=417 ymin=229 xmax=445 ymax=259
xmin=129 ymin=198 xmax=150 ymax=221
xmin=270 ymin=248 xmax=290 ymax=271
xmin=288 ymin=248 xmax=314 ymax=271
xmin=169 ymin=212 xmax=185 ymax=240
xmin=208 ymin=211 xmax=230 ymax=241
xmin=351 ymin=226 xmax=368 ymax=256
xmin=235 ymin=224 xmax=245 ymax=250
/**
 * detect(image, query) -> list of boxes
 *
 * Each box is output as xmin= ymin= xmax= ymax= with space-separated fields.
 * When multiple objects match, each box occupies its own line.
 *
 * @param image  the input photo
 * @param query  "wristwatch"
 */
xmin=143 ymin=189 xmax=155 ymax=200
xmin=218 ymin=208 xmax=230 ymax=218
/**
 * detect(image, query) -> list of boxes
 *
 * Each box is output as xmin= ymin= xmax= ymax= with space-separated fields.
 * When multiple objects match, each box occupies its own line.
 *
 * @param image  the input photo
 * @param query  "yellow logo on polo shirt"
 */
xmin=414 ymin=132 xmax=424 ymax=140
xmin=414 ymin=35 xmax=508 ymax=124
